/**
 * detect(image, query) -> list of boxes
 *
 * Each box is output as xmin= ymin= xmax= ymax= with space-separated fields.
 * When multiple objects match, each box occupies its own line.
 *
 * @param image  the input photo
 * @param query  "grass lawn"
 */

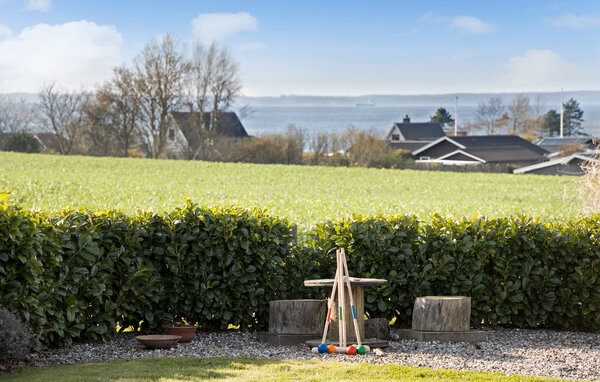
xmin=0 ymin=152 xmax=582 ymax=231
xmin=2 ymin=357 xmax=569 ymax=382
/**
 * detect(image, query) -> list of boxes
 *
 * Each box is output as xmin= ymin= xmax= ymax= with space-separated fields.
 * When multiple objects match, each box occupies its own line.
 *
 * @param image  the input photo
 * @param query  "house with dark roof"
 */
xmin=534 ymin=136 xmax=597 ymax=161
xmin=412 ymin=135 xmax=549 ymax=167
xmin=385 ymin=115 xmax=445 ymax=151
xmin=167 ymin=111 xmax=249 ymax=157
xmin=513 ymin=153 xmax=594 ymax=176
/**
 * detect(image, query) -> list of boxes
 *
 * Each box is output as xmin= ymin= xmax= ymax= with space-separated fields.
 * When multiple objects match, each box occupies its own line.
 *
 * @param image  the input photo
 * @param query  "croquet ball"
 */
xmin=327 ymin=345 xmax=336 ymax=353
xmin=317 ymin=344 xmax=328 ymax=353
xmin=357 ymin=345 xmax=366 ymax=355
xmin=346 ymin=345 xmax=357 ymax=355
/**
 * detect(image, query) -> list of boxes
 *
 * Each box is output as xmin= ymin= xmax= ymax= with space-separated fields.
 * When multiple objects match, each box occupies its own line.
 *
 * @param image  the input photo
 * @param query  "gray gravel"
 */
xmin=27 ymin=328 xmax=600 ymax=381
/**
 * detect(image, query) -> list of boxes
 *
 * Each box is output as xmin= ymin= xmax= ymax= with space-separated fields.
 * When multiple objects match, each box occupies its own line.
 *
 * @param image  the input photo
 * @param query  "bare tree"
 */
xmin=309 ymin=132 xmax=329 ymax=165
xmin=208 ymin=46 xmax=242 ymax=130
xmin=525 ymin=95 xmax=546 ymax=139
xmin=80 ymin=93 xmax=116 ymax=156
xmin=101 ymin=66 xmax=142 ymax=157
xmin=0 ymin=96 xmax=34 ymax=134
xmin=186 ymin=42 xmax=216 ymax=126
xmin=476 ymin=97 xmax=505 ymax=135
xmin=183 ymin=42 xmax=242 ymax=158
xmin=37 ymin=83 xmax=85 ymax=155
xmin=507 ymin=94 xmax=531 ymax=135
xmin=283 ymin=125 xmax=305 ymax=164
xmin=133 ymin=34 xmax=188 ymax=158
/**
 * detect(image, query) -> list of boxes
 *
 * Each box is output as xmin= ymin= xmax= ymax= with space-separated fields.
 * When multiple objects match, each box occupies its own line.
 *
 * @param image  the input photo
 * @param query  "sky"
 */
xmin=0 ymin=0 xmax=599 ymax=96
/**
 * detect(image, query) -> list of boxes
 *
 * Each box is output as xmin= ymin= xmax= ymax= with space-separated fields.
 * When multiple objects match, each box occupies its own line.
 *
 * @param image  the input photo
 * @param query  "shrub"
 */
xmin=3 ymin=132 xmax=41 ymax=153
xmin=3 ymin=201 xmax=600 ymax=348
xmin=0 ymin=306 xmax=35 ymax=360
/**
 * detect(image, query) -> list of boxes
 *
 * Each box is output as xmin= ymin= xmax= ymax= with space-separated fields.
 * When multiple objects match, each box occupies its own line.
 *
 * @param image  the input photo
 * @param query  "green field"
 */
xmin=0 ymin=152 xmax=582 ymax=230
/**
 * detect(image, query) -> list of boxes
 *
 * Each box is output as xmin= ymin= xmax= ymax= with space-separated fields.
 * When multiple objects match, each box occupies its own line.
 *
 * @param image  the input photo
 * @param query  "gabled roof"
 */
xmin=535 ymin=137 xmax=597 ymax=153
xmin=451 ymin=136 xmax=549 ymax=154
xmin=535 ymin=137 xmax=594 ymax=146
xmin=387 ymin=121 xmax=445 ymax=141
xmin=171 ymin=111 xmax=249 ymax=149
xmin=513 ymin=153 xmax=595 ymax=174
xmin=413 ymin=135 xmax=548 ymax=156
xmin=468 ymin=146 xmax=547 ymax=163
xmin=412 ymin=136 xmax=465 ymax=155
xmin=437 ymin=149 xmax=486 ymax=163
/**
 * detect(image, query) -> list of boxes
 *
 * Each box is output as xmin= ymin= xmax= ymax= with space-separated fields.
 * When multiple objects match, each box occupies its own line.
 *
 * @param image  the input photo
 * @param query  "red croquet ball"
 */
xmin=346 ymin=345 xmax=357 ymax=355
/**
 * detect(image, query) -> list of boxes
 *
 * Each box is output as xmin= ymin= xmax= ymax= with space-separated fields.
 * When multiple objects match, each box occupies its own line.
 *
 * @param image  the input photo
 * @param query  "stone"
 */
xmin=396 ymin=328 xmax=487 ymax=342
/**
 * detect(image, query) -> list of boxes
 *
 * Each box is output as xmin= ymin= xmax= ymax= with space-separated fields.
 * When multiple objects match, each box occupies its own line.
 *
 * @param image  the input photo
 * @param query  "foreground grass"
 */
xmin=0 ymin=152 xmax=581 ymax=230
xmin=3 ymin=357 xmax=569 ymax=382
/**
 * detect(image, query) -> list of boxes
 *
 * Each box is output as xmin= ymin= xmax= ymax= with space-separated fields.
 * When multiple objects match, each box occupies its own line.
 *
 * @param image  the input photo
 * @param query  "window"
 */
xmin=168 ymin=129 xmax=175 ymax=141
xmin=391 ymin=134 xmax=400 ymax=141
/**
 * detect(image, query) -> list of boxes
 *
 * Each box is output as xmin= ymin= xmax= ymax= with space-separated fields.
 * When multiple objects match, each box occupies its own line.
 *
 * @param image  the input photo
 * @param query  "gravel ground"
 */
xmin=22 ymin=328 xmax=600 ymax=381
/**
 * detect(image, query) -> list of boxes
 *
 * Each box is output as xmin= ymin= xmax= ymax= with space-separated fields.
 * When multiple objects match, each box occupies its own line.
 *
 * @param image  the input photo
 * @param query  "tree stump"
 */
xmin=412 ymin=296 xmax=471 ymax=332
xmin=269 ymin=300 xmax=326 ymax=335
xmin=365 ymin=318 xmax=389 ymax=340
xmin=327 ymin=285 xmax=364 ymax=343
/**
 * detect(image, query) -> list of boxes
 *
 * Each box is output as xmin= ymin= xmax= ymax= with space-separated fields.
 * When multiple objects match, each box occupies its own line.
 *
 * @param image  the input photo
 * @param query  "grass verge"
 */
xmin=3 ymin=357 xmax=569 ymax=382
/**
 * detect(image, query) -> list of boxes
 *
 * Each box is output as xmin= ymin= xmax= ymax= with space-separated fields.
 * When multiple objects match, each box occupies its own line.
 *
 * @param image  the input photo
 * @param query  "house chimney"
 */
xmin=403 ymin=114 xmax=410 ymax=123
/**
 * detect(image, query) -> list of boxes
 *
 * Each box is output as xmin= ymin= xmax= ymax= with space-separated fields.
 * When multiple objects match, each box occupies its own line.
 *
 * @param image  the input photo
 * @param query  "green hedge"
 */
xmin=2 ymin=201 xmax=600 ymax=348
xmin=0 ymin=202 xmax=293 ymax=346
xmin=306 ymin=214 xmax=600 ymax=330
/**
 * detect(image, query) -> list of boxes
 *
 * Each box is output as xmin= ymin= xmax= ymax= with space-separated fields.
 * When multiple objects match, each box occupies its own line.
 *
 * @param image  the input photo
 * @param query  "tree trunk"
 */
xmin=412 ymin=296 xmax=471 ymax=332
xmin=269 ymin=300 xmax=326 ymax=335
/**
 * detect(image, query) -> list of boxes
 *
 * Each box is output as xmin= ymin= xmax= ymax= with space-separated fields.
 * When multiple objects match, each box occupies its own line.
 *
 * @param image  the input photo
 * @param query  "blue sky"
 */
xmin=0 ymin=0 xmax=599 ymax=95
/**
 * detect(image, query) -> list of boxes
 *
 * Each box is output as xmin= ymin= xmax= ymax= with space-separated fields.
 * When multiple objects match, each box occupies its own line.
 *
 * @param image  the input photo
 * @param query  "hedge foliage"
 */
xmin=305 ymin=214 xmax=600 ymax=330
xmin=2 ymin=199 xmax=600 ymax=348
xmin=0 ymin=201 xmax=293 ymax=346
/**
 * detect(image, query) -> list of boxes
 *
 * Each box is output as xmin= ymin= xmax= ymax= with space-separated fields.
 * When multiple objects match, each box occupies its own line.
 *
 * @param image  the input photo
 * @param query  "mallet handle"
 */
xmin=321 ymin=261 xmax=340 ymax=344
xmin=337 ymin=250 xmax=343 ymax=347
xmin=341 ymin=248 xmax=362 ymax=346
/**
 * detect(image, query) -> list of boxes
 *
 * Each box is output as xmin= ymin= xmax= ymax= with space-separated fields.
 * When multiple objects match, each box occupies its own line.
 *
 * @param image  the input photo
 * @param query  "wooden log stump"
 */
xmin=365 ymin=318 xmax=389 ymax=340
xmin=412 ymin=296 xmax=471 ymax=332
xmin=269 ymin=299 xmax=326 ymax=335
xmin=327 ymin=285 xmax=364 ymax=343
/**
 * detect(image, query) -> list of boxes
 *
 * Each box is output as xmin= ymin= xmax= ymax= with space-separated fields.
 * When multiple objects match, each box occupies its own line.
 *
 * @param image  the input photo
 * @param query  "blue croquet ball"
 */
xmin=357 ymin=345 xmax=366 ymax=355
xmin=317 ymin=344 xmax=328 ymax=353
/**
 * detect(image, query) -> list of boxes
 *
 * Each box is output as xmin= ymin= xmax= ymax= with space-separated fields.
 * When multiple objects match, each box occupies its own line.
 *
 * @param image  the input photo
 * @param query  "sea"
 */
xmin=240 ymin=105 xmax=600 ymax=138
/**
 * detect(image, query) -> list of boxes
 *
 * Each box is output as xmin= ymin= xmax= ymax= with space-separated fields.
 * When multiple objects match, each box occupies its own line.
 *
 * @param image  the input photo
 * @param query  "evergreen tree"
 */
xmin=541 ymin=109 xmax=560 ymax=136
xmin=562 ymin=98 xmax=584 ymax=136
xmin=429 ymin=107 xmax=454 ymax=128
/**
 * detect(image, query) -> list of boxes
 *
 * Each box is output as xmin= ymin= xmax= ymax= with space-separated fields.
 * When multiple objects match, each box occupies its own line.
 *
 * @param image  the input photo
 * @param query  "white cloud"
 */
xmin=0 ymin=25 xmax=11 ymax=39
xmin=0 ymin=20 xmax=123 ymax=93
xmin=25 ymin=0 xmax=50 ymax=12
xmin=191 ymin=12 xmax=258 ymax=44
xmin=420 ymin=12 xmax=449 ymax=24
xmin=450 ymin=16 xmax=495 ymax=34
xmin=546 ymin=13 xmax=600 ymax=29
xmin=237 ymin=41 xmax=267 ymax=52
xmin=420 ymin=12 xmax=494 ymax=34
xmin=502 ymin=49 xmax=582 ymax=90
